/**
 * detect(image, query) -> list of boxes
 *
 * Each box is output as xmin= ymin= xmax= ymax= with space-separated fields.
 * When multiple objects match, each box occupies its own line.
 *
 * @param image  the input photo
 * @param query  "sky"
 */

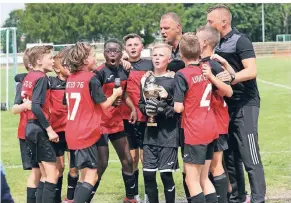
xmin=0 ymin=3 xmax=25 ymax=27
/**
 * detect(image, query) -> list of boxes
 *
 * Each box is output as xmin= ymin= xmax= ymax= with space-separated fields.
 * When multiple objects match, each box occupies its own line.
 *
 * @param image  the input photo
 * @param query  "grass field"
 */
xmin=1 ymin=57 xmax=291 ymax=203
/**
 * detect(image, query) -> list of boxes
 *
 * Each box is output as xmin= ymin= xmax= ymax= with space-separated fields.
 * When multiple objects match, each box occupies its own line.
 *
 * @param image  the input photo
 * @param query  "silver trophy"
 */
xmin=143 ymin=73 xmax=160 ymax=127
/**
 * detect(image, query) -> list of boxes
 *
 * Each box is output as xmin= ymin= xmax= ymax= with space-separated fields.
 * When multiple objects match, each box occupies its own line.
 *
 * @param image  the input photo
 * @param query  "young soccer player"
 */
xmin=196 ymin=25 xmax=233 ymax=203
xmin=64 ymin=42 xmax=122 ymax=203
xmin=92 ymin=39 xmax=137 ymax=203
xmin=11 ymin=47 xmax=41 ymax=203
xmin=49 ymin=46 xmax=79 ymax=203
xmin=174 ymin=33 xmax=231 ymax=203
xmin=21 ymin=45 xmax=59 ymax=203
xmin=122 ymin=33 xmax=154 ymax=202
xmin=138 ymin=43 xmax=179 ymax=203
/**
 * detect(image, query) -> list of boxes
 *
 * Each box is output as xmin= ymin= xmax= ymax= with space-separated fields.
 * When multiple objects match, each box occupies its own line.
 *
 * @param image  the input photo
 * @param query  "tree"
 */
xmin=2 ymin=3 xmax=291 ymax=48
xmin=281 ymin=4 xmax=291 ymax=34
xmin=1 ymin=9 xmax=25 ymax=52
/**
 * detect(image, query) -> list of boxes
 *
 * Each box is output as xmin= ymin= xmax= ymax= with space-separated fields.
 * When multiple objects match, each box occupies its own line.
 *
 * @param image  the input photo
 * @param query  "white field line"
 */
xmin=257 ymin=78 xmax=291 ymax=90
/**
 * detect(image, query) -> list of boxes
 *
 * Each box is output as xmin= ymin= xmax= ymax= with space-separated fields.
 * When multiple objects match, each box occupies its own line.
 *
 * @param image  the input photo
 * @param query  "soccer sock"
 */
xmin=86 ymin=180 xmax=100 ymax=203
xmin=122 ymin=170 xmax=136 ymax=199
xmin=160 ymin=172 xmax=175 ymax=203
xmin=36 ymin=181 xmax=45 ymax=203
xmin=134 ymin=169 xmax=139 ymax=196
xmin=143 ymin=171 xmax=158 ymax=203
xmin=55 ymin=176 xmax=63 ymax=203
xmin=73 ymin=182 xmax=82 ymax=200
xmin=42 ymin=182 xmax=57 ymax=203
xmin=183 ymin=173 xmax=191 ymax=203
xmin=27 ymin=187 xmax=37 ymax=203
xmin=205 ymin=193 xmax=218 ymax=203
xmin=213 ymin=173 xmax=228 ymax=203
xmin=67 ymin=173 xmax=78 ymax=200
xmin=73 ymin=182 xmax=93 ymax=203
xmin=189 ymin=192 xmax=206 ymax=203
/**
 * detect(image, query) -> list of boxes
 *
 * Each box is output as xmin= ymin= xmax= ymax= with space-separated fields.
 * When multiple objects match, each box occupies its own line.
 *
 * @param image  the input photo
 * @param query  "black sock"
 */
xmin=205 ymin=193 xmax=218 ymax=203
xmin=73 ymin=182 xmax=93 ymax=203
xmin=86 ymin=180 xmax=100 ymax=203
xmin=134 ymin=169 xmax=139 ymax=196
xmin=42 ymin=182 xmax=57 ymax=203
xmin=160 ymin=172 xmax=175 ymax=203
xmin=143 ymin=171 xmax=158 ymax=203
xmin=189 ymin=192 xmax=206 ymax=203
xmin=213 ymin=173 xmax=228 ymax=203
xmin=55 ymin=176 xmax=63 ymax=203
xmin=36 ymin=181 xmax=45 ymax=203
xmin=74 ymin=182 xmax=81 ymax=200
xmin=27 ymin=187 xmax=37 ymax=203
xmin=122 ymin=171 xmax=136 ymax=199
xmin=67 ymin=173 xmax=78 ymax=200
xmin=183 ymin=173 xmax=191 ymax=203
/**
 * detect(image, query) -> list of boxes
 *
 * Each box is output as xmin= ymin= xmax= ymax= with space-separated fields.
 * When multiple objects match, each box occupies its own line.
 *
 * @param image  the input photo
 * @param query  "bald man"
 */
xmin=160 ymin=12 xmax=185 ymax=72
xmin=207 ymin=4 xmax=266 ymax=203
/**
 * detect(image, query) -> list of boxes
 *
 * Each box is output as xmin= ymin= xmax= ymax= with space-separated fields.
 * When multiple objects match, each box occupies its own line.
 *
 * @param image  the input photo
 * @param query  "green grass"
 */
xmin=1 ymin=57 xmax=291 ymax=202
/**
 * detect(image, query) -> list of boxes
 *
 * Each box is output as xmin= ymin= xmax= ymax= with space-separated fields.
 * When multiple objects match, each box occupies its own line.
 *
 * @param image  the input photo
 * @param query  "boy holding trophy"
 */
xmin=138 ymin=43 xmax=180 ymax=203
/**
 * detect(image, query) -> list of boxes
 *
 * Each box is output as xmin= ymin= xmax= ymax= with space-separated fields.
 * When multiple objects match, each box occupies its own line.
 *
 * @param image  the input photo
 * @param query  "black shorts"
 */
xmin=69 ymin=150 xmax=76 ymax=169
xmin=75 ymin=143 xmax=99 ymax=170
xmin=183 ymin=141 xmax=215 ymax=165
xmin=25 ymin=121 xmax=57 ymax=163
xmin=97 ymin=131 xmax=127 ymax=147
xmin=124 ymin=120 xmax=145 ymax=150
xmin=19 ymin=139 xmax=39 ymax=170
xmin=214 ymin=134 xmax=228 ymax=152
xmin=52 ymin=132 xmax=68 ymax=157
xmin=143 ymin=145 xmax=179 ymax=172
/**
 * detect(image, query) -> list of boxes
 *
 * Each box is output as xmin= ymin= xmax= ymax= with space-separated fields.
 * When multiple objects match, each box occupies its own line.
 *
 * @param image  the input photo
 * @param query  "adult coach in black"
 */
xmin=207 ymin=4 xmax=266 ymax=203
xmin=160 ymin=11 xmax=192 ymax=202
xmin=160 ymin=12 xmax=185 ymax=72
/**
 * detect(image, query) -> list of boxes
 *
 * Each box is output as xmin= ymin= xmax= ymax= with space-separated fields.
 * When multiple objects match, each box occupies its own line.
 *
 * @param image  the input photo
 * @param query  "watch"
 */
xmin=230 ymin=73 xmax=236 ymax=83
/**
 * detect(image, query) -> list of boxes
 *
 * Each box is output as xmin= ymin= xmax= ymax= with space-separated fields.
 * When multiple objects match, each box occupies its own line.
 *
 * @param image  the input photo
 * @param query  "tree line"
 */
xmin=1 ymin=3 xmax=291 ymax=52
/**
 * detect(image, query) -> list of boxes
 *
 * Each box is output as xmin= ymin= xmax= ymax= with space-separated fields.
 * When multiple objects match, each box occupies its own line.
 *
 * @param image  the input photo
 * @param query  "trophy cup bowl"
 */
xmin=143 ymin=82 xmax=160 ymax=127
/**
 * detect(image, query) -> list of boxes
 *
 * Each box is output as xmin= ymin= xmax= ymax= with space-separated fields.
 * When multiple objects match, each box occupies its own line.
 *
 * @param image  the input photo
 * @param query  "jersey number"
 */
xmin=66 ymin=92 xmax=81 ymax=121
xmin=200 ymin=84 xmax=212 ymax=107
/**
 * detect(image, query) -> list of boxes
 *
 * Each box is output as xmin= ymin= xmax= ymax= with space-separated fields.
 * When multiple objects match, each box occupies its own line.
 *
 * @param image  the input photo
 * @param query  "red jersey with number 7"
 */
xmin=65 ymin=71 xmax=103 ymax=150
xmin=173 ymin=64 xmax=218 ymax=145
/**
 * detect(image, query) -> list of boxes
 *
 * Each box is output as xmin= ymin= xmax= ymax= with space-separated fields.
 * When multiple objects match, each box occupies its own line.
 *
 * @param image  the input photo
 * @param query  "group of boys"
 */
xmin=11 ymin=10 xmax=247 ymax=203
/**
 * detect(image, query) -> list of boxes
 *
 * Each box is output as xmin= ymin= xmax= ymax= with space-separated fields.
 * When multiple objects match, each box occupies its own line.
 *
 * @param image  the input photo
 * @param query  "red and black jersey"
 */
xmin=49 ymin=76 xmax=67 ymax=133
xmin=173 ymin=64 xmax=218 ymax=145
xmin=21 ymin=71 xmax=51 ymax=129
xmin=95 ymin=64 xmax=129 ymax=134
xmin=200 ymin=57 xmax=230 ymax=135
xmin=14 ymin=73 xmax=28 ymax=139
xmin=65 ymin=71 xmax=106 ymax=150
xmin=122 ymin=59 xmax=154 ymax=121
xmin=211 ymin=92 xmax=229 ymax=134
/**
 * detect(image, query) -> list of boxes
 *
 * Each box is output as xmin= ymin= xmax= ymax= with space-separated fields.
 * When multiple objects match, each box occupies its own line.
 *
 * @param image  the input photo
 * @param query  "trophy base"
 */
xmin=147 ymin=122 xmax=158 ymax=127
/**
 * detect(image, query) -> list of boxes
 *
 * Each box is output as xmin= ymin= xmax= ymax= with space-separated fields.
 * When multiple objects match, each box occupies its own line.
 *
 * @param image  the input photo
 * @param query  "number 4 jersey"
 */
xmin=174 ymin=64 xmax=218 ymax=145
xmin=65 ymin=71 xmax=107 ymax=150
